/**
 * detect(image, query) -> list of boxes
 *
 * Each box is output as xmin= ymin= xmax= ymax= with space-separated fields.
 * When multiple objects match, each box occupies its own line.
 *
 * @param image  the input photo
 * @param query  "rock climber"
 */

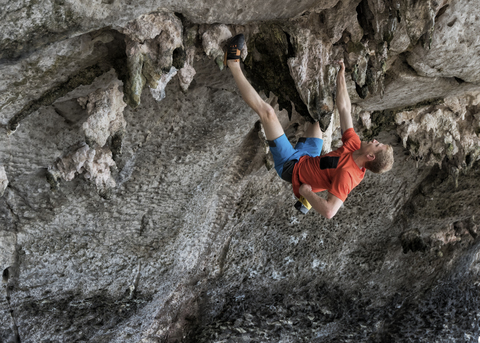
xmin=224 ymin=34 xmax=394 ymax=219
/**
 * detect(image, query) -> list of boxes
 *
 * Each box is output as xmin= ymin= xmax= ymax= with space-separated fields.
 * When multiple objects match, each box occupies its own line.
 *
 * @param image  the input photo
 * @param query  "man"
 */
xmin=224 ymin=34 xmax=394 ymax=219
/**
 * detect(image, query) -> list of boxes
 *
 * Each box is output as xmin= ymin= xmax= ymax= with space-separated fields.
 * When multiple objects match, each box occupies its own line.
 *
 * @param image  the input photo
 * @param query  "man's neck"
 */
xmin=352 ymin=150 xmax=366 ymax=169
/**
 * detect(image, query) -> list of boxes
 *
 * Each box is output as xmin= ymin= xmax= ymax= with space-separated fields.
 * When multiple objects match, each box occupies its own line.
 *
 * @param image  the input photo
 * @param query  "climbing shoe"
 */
xmin=224 ymin=33 xmax=245 ymax=67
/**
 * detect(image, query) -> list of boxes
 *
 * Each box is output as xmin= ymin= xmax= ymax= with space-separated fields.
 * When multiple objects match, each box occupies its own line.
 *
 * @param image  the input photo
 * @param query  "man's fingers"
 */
xmin=334 ymin=60 xmax=345 ymax=73
xmin=301 ymin=183 xmax=312 ymax=192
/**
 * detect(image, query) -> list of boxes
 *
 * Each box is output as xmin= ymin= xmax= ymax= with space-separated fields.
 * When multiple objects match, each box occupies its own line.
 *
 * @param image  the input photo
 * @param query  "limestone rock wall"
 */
xmin=1 ymin=0 xmax=480 ymax=342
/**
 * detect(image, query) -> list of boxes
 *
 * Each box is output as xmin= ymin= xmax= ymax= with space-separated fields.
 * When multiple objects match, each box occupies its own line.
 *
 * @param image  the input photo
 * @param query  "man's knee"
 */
xmin=262 ymin=105 xmax=277 ymax=122
xmin=258 ymin=103 xmax=284 ymax=141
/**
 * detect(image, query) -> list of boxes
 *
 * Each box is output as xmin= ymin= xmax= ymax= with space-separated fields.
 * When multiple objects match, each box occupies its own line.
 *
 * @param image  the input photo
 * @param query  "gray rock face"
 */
xmin=80 ymin=81 xmax=127 ymax=148
xmin=407 ymin=0 xmax=480 ymax=83
xmin=0 ymin=0 xmax=330 ymax=62
xmin=0 ymin=166 xmax=7 ymax=196
xmin=1 ymin=0 xmax=480 ymax=342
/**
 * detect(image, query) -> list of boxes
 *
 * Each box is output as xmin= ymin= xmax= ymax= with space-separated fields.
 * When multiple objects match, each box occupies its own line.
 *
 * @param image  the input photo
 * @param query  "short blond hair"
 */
xmin=365 ymin=145 xmax=394 ymax=173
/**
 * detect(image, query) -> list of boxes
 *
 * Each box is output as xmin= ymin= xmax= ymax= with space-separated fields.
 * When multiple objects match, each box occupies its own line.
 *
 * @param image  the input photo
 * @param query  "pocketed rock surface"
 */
xmin=1 ymin=1 xmax=480 ymax=342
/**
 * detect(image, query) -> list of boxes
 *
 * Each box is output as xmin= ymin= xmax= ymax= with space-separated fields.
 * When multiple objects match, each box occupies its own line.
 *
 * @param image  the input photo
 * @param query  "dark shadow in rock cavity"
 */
xmin=400 ymin=229 xmax=428 ymax=253
xmin=2 ymin=267 xmax=9 ymax=283
xmin=243 ymin=23 xmax=311 ymax=123
xmin=104 ymin=29 xmax=129 ymax=86
xmin=356 ymin=0 xmax=375 ymax=41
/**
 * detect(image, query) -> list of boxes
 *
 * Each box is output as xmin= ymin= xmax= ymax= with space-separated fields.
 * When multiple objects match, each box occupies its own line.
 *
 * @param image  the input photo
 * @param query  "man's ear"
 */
xmin=367 ymin=153 xmax=375 ymax=161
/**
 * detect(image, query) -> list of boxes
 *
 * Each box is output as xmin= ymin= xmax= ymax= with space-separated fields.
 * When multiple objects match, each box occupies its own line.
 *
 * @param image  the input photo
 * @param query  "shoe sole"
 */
xmin=224 ymin=34 xmax=244 ymax=67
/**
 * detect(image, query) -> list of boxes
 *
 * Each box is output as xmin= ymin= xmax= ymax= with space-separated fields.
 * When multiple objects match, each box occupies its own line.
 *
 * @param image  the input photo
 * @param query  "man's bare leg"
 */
xmin=227 ymin=60 xmax=284 ymax=141
xmin=304 ymin=121 xmax=322 ymax=139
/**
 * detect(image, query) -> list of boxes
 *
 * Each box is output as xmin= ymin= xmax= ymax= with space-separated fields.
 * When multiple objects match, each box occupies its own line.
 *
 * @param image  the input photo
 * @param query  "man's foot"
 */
xmin=224 ymin=33 xmax=245 ymax=68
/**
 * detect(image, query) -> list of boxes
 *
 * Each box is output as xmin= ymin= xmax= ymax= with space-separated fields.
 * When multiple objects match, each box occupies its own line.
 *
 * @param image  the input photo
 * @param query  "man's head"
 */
xmin=361 ymin=139 xmax=394 ymax=173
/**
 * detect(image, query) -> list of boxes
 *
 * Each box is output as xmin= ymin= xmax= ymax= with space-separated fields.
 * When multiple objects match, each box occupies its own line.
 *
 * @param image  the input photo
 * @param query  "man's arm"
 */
xmin=336 ymin=61 xmax=353 ymax=134
xmin=299 ymin=184 xmax=343 ymax=219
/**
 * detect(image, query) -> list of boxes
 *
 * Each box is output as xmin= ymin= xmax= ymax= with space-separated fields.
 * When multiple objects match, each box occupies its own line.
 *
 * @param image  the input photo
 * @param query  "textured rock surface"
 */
xmin=407 ymin=0 xmax=480 ymax=83
xmin=0 ymin=31 xmax=119 ymax=128
xmin=0 ymin=0 xmax=329 ymax=62
xmin=121 ymin=11 xmax=184 ymax=108
xmin=395 ymin=92 xmax=480 ymax=170
xmin=80 ymin=81 xmax=127 ymax=148
xmin=0 ymin=166 xmax=8 ymax=196
xmin=1 ymin=0 xmax=480 ymax=342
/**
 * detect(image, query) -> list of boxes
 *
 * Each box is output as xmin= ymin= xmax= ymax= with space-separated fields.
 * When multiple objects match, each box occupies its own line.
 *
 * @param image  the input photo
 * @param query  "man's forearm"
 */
xmin=336 ymin=62 xmax=353 ymax=133
xmin=300 ymin=189 xmax=336 ymax=219
xmin=336 ymin=80 xmax=351 ymax=115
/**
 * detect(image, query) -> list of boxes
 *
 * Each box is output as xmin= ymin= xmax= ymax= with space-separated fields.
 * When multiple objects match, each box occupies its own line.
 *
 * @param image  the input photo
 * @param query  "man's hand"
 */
xmin=299 ymin=183 xmax=312 ymax=196
xmin=298 ymin=184 xmax=343 ymax=219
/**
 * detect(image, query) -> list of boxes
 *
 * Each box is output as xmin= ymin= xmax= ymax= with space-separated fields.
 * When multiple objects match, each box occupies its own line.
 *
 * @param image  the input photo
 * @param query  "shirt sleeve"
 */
xmin=328 ymin=169 xmax=354 ymax=202
xmin=341 ymin=128 xmax=361 ymax=153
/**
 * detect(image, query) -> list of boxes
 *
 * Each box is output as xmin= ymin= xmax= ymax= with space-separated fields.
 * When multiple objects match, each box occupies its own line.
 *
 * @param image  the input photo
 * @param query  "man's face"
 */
xmin=361 ymin=139 xmax=387 ymax=156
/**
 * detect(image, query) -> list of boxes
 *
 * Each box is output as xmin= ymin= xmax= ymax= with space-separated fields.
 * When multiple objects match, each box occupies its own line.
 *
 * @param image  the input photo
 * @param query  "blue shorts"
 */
xmin=269 ymin=134 xmax=323 ymax=177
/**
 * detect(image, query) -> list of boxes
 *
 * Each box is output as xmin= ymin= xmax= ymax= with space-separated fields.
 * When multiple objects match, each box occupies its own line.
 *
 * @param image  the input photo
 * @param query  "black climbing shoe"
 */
xmin=224 ymin=33 xmax=245 ymax=67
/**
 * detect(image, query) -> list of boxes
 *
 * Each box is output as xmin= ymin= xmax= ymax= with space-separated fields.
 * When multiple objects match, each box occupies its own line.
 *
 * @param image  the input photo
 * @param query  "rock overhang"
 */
xmin=1 ymin=0 xmax=480 ymax=342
